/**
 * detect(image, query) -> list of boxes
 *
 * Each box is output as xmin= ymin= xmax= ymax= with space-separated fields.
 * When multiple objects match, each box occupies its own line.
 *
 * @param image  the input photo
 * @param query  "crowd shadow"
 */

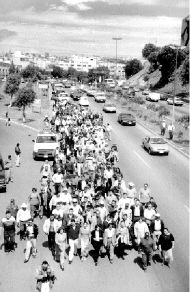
xmin=134 ymin=256 xmax=144 ymax=270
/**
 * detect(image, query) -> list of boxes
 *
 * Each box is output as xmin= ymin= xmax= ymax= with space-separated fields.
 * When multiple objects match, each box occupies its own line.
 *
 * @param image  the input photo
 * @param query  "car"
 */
xmin=0 ymin=152 xmax=6 ymax=192
xmin=87 ymin=89 xmax=97 ymax=97
xmin=142 ymin=90 xmax=150 ymax=96
xmin=142 ymin=136 xmax=169 ymax=155
xmin=146 ymin=92 xmax=160 ymax=102
xmin=160 ymin=93 xmax=170 ymax=101
xmin=118 ymin=113 xmax=136 ymax=126
xmin=79 ymin=96 xmax=89 ymax=107
xmin=71 ymin=90 xmax=82 ymax=101
xmin=33 ymin=131 xmax=59 ymax=160
xmin=103 ymin=103 xmax=116 ymax=113
xmin=94 ymin=92 xmax=106 ymax=103
xmin=58 ymin=92 xmax=70 ymax=105
xmin=167 ymin=97 xmax=183 ymax=106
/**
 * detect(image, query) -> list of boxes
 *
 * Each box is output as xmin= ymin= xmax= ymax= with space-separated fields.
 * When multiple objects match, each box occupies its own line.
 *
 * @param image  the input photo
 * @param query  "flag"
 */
xmin=181 ymin=15 xmax=189 ymax=46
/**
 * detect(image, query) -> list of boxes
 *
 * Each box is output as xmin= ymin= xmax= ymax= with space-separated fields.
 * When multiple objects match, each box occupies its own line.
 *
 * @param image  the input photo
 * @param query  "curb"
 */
xmin=137 ymin=119 xmax=189 ymax=159
xmin=0 ymin=117 xmax=39 ymax=132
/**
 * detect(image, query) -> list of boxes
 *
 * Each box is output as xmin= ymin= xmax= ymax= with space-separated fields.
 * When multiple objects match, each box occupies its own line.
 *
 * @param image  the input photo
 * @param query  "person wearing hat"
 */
xmin=55 ymin=226 xmax=67 ymax=270
xmin=16 ymin=203 xmax=31 ymax=240
xmin=150 ymin=213 xmax=165 ymax=245
xmin=0 ymin=210 xmax=16 ymax=252
xmin=24 ymin=218 xmax=38 ymax=263
xmin=126 ymin=182 xmax=137 ymax=204
xmin=139 ymin=232 xmax=155 ymax=271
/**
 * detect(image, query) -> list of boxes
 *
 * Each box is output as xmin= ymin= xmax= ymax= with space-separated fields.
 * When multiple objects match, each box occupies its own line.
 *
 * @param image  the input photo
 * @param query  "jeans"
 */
xmin=4 ymin=230 xmax=15 ymax=252
xmin=15 ymin=154 xmax=20 ymax=167
xmin=142 ymin=251 xmax=153 ymax=269
xmin=48 ymin=232 xmax=55 ymax=255
xmin=55 ymin=242 xmax=66 ymax=265
xmin=68 ymin=238 xmax=78 ymax=261
xmin=106 ymin=239 xmax=114 ymax=261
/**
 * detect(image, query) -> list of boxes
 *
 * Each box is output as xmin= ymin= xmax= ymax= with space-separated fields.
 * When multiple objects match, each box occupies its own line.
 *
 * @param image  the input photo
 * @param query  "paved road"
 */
xmin=0 ymin=106 xmax=189 ymax=292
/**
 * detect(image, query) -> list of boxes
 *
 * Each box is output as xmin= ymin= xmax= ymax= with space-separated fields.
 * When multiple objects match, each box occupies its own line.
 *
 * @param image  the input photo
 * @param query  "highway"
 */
xmin=0 ymin=96 xmax=189 ymax=292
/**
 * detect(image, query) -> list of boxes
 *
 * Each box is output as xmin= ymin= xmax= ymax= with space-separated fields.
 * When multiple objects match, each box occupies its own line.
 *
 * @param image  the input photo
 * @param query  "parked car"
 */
xmin=160 ymin=93 xmax=170 ymax=101
xmin=103 ymin=103 xmax=116 ymax=113
xmin=142 ymin=136 xmax=169 ymax=155
xmin=167 ymin=97 xmax=183 ymax=106
xmin=0 ymin=153 xmax=6 ymax=192
xmin=87 ymin=89 xmax=97 ymax=97
xmin=146 ymin=92 xmax=160 ymax=102
xmin=71 ymin=90 xmax=82 ymax=101
xmin=94 ymin=92 xmax=106 ymax=102
xmin=79 ymin=96 xmax=89 ymax=107
xmin=118 ymin=113 xmax=136 ymax=126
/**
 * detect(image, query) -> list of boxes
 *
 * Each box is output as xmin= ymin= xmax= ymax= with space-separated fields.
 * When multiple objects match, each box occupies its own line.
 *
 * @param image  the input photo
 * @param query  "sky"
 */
xmin=0 ymin=0 xmax=188 ymax=58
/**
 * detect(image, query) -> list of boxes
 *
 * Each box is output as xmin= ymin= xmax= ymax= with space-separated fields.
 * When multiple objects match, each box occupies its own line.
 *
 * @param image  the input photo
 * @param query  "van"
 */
xmin=0 ymin=153 xmax=6 ymax=192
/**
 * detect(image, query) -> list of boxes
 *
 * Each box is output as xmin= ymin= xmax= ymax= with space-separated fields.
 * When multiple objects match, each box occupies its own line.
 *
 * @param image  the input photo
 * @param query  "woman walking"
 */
xmin=55 ymin=227 xmax=67 ymax=270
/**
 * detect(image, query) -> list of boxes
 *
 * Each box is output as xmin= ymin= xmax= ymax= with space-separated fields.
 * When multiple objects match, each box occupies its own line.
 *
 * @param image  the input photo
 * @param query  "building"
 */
xmin=0 ymin=62 xmax=10 ymax=78
xmin=69 ymin=55 xmax=99 ymax=72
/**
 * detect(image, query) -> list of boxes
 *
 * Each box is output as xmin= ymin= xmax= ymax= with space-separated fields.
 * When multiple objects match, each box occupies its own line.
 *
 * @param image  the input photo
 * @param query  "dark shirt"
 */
xmin=67 ymin=224 xmax=80 ymax=240
xmin=158 ymin=233 xmax=174 ymax=251
xmin=140 ymin=237 xmax=154 ymax=253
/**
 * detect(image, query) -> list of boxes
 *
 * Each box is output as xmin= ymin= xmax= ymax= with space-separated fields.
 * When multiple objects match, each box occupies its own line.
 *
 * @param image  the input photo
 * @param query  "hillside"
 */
xmin=127 ymin=61 xmax=189 ymax=98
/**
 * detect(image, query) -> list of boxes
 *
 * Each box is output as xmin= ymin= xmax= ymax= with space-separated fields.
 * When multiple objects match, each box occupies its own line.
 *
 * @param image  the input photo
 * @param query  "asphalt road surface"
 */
xmin=0 ymin=101 xmax=189 ymax=292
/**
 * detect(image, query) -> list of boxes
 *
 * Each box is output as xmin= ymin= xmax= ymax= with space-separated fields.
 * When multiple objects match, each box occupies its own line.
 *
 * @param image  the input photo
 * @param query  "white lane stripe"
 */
xmin=184 ymin=205 xmax=190 ymax=213
xmin=0 ymin=117 xmax=38 ymax=132
xmin=133 ymin=151 xmax=151 ymax=169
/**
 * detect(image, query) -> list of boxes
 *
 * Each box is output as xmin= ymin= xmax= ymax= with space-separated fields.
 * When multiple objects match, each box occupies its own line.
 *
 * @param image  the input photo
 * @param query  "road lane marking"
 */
xmin=133 ymin=151 xmax=151 ymax=169
xmin=0 ymin=117 xmax=38 ymax=132
xmin=184 ymin=205 xmax=190 ymax=213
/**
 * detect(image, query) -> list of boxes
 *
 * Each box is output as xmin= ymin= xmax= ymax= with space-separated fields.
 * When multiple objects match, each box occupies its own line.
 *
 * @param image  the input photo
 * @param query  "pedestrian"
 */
xmin=55 ymin=226 xmax=67 ymax=270
xmin=91 ymin=225 xmax=103 ymax=266
xmin=15 ymin=143 xmax=21 ymax=167
xmin=134 ymin=217 xmax=149 ymax=249
xmin=28 ymin=188 xmax=41 ymax=219
xmin=103 ymin=223 xmax=116 ymax=264
xmin=4 ymin=155 xmax=13 ymax=183
xmin=116 ymin=220 xmax=130 ymax=259
xmin=158 ymin=228 xmax=175 ymax=268
xmin=106 ymin=123 xmax=112 ymax=141
xmin=36 ymin=261 xmax=56 ymax=292
xmin=43 ymin=214 xmax=59 ymax=258
xmin=0 ymin=210 xmax=16 ymax=252
xmin=67 ymin=219 xmax=80 ymax=264
xmin=16 ymin=203 xmax=31 ymax=240
xmin=6 ymin=199 xmax=19 ymax=219
xmin=24 ymin=218 xmax=38 ymax=263
xmin=5 ymin=110 xmax=11 ymax=126
xmin=139 ymin=232 xmax=155 ymax=271
xmin=168 ymin=123 xmax=175 ymax=140
xmin=79 ymin=222 xmax=91 ymax=261
xmin=160 ymin=119 xmax=166 ymax=136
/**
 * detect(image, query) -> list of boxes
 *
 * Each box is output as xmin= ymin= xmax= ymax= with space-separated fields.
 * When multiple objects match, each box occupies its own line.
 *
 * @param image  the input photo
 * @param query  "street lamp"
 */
xmin=169 ymin=45 xmax=186 ymax=124
xmin=112 ymin=37 xmax=122 ymax=82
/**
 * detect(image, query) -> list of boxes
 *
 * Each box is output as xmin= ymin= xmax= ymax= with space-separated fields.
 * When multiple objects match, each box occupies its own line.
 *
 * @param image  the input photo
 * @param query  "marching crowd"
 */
xmin=1 ymin=99 xmax=175 ymax=290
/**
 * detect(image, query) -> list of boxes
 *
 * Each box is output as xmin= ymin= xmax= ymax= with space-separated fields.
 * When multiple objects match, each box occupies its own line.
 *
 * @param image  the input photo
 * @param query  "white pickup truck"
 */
xmin=146 ymin=92 xmax=160 ymax=102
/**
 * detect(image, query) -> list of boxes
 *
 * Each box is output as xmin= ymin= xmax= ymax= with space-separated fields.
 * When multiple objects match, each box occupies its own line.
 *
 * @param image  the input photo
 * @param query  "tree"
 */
xmin=51 ymin=66 xmax=66 ymax=79
xmin=88 ymin=66 xmax=110 ymax=83
xmin=13 ymin=87 xmax=36 ymax=122
xmin=157 ymin=46 xmax=186 ymax=86
xmin=142 ymin=43 xmax=159 ymax=59
xmin=180 ymin=56 xmax=189 ymax=85
xmin=9 ymin=62 xmax=17 ymax=74
xmin=147 ymin=51 xmax=160 ymax=70
xmin=125 ymin=59 xmax=143 ymax=78
xmin=4 ymin=73 xmax=21 ymax=106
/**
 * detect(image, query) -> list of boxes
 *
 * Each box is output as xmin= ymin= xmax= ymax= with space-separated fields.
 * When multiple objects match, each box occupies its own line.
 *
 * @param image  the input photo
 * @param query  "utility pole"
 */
xmin=112 ymin=38 xmax=122 ymax=83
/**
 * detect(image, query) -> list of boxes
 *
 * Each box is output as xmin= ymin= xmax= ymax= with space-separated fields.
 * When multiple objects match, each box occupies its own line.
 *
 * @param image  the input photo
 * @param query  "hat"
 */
xmin=10 ymin=199 xmax=15 ymax=203
xmin=155 ymin=213 xmax=160 ymax=217
xmin=63 ymin=188 xmax=67 ymax=192
xmin=128 ymin=182 xmax=134 ymax=187
xmin=21 ymin=203 xmax=27 ymax=208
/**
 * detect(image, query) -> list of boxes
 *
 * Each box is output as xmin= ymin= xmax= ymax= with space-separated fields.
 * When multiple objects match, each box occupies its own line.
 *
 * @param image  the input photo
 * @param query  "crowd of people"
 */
xmin=1 ymin=99 xmax=175 ymax=291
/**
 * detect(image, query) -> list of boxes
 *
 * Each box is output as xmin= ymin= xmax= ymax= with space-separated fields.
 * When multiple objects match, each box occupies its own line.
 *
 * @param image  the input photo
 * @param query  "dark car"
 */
xmin=71 ymin=90 xmax=82 ymax=101
xmin=0 ymin=153 xmax=6 ymax=192
xmin=118 ymin=113 xmax=136 ymax=126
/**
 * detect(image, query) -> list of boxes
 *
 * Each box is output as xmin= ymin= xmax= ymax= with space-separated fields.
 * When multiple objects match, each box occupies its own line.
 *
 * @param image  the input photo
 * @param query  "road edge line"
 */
xmin=0 ymin=117 xmax=38 ymax=132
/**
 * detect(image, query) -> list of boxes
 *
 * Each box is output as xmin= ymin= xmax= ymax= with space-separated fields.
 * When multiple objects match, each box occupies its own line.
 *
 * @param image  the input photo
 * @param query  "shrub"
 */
xmin=146 ymin=103 xmax=157 ymax=111
xmin=143 ymin=115 xmax=148 ymax=121
xmin=157 ymin=105 xmax=170 ymax=118
xmin=177 ymin=130 xmax=184 ymax=140
xmin=132 ymin=96 xmax=145 ymax=105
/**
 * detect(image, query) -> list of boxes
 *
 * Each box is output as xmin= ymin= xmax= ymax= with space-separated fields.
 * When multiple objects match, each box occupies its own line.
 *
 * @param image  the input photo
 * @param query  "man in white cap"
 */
xmin=16 ymin=203 xmax=31 ymax=240
xmin=126 ymin=182 xmax=137 ymax=205
xmin=150 ymin=213 xmax=165 ymax=244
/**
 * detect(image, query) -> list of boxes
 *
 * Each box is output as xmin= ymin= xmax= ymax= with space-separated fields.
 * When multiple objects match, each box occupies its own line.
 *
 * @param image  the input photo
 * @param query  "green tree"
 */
xmin=142 ymin=43 xmax=159 ymax=59
xmin=157 ymin=46 xmax=186 ymax=86
xmin=13 ymin=87 xmax=36 ymax=122
xmin=51 ymin=66 xmax=66 ymax=79
xmin=125 ymin=59 xmax=143 ymax=78
xmin=147 ymin=51 xmax=160 ymax=70
xmin=9 ymin=62 xmax=17 ymax=74
xmin=180 ymin=56 xmax=189 ymax=85
xmin=4 ymin=73 xmax=21 ymax=106
xmin=88 ymin=66 xmax=110 ymax=83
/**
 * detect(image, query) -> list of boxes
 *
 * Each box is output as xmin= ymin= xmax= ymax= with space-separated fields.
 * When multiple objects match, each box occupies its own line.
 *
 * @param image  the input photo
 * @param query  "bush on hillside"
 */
xmin=157 ymin=105 xmax=170 ymax=118
xmin=146 ymin=103 xmax=157 ymax=111
xmin=132 ymin=96 xmax=145 ymax=105
xmin=176 ymin=114 xmax=189 ymax=129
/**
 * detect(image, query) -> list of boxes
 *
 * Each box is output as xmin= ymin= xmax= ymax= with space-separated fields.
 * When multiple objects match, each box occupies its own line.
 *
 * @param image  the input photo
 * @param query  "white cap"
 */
xmin=128 ymin=182 xmax=134 ymax=187
xmin=21 ymin=203 xmax=27 ymax=208
xmin=155 ymin=213 xmax=160 ymax=217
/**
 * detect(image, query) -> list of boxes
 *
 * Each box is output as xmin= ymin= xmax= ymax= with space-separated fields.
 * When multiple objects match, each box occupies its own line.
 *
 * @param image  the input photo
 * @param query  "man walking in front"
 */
xmin=139 ymin=232 xmax=155 ymax=271
xmin=15 ymin=143 xmax=21 ymax=167
xmin=67 ymin=219 xmax=80 ymax=264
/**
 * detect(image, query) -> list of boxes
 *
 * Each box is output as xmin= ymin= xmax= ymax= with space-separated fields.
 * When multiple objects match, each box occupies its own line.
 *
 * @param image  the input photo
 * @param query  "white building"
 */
xmin=69 ymin=55 xmax=98 ymax=72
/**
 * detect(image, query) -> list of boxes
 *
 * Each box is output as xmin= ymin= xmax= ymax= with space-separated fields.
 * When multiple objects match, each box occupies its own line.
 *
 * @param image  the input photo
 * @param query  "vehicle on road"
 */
xmin=118 ymin=113 xmax=136 ymax=126
xmin=103 ymin=103 xmax=116 ymax=113
xmin=146 ymin=92 xmax=160 ymax=102
xmin=0 ymin=153 xmax=6 ymax=192
xmin=71 ymin=90 xmax=82 ymax=101
xmin=167 ymin=97 xmax=183 ymax=106
xmin=94 ymin=92 xmax=106 ymax=102
xmin=142 ymin=136 xmax=169 ymax=155
xmin=104 ymin=78 xmax=115 ymax=88
xmin=33 ymin=131 xmax=59 ymax=160
xmin=87 ymin=89 xmax=97 ymax=97
xmin=79 ymin=96 xmax=89 ymax=107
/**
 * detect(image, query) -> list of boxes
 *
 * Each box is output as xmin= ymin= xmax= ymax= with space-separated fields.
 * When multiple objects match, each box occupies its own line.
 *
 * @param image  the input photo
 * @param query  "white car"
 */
xmin=146 ymin=92 xmax=160 ymax=102
xmin=167 ymin=97 xmax=183 ymax=106
xmin=103 ymin=103 xmax=116 ymax=113
xmin=87 ymin=89 xmax=97 ymax=97
xmin=94 ymin=92 xmax=106 ymax=102
xmin=79 ymin=96 xmax=89 ymax=106
xmin=33 ymin=131 xmax=59 ymax=160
